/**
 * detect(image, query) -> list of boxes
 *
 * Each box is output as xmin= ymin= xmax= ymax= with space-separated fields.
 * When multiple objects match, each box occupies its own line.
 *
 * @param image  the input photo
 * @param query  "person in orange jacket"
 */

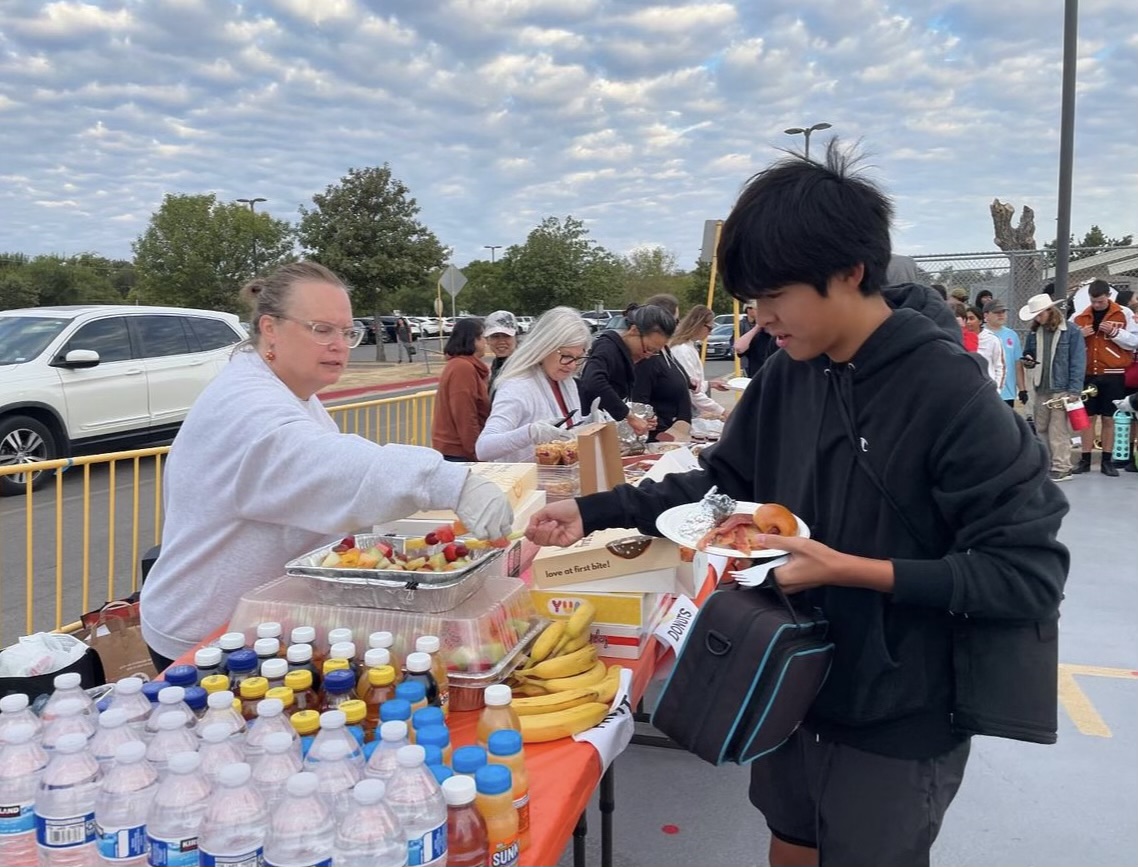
xmin=1071 ymin=279 xmax=1138 ymax=475
xmin=432 ymin=318 xmax=491 ymax=461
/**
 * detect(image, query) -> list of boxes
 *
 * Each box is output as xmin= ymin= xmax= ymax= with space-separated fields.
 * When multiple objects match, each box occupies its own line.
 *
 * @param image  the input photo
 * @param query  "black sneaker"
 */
xmin=1049 ymin=470 xmax=1073 ymax=482
xmin=1071 ymin=457 xmax=1092 ymax=474
xmin=1101 ymin=461 xmax=1119 ymax=477
xmin=1126 ymin=462 xmax=1138 ymax=473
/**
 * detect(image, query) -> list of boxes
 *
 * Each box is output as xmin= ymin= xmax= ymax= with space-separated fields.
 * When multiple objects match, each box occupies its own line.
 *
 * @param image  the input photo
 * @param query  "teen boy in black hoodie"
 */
xmin=525 ymin=144 xmax=1070 ymax=866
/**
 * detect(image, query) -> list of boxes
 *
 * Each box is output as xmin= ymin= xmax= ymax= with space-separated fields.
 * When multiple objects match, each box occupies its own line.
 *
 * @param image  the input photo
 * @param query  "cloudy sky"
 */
xmin=2 ymin=0 xmax=1135 ymax=270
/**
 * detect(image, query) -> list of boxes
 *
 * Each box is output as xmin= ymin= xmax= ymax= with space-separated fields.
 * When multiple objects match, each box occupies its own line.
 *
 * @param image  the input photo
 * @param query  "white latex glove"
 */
xmin=529 ymin=422 xmax=573 ymax=444
xmin=586 ymin=397 xmax=605 ymax=424
xmin=455 ymin=474 xmax=514 ymax=540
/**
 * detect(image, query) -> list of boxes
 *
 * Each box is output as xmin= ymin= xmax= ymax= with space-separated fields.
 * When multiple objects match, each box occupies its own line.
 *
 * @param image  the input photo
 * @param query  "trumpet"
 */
xmin=1042 ymin=384 xmax=1097 ymax=409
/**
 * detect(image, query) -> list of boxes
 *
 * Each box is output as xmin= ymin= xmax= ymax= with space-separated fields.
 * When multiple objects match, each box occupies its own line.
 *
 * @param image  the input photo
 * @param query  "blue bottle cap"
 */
xmin=395 ymin=681 xmax=426 ymax=703
xmin=423 ymin=745 xmax=444 ymax=766
xmin=451 ymin=745 xmax=487 ymax=775
xmin=474 ymin=764 xmax=512 ymax=796
xmin=379 ymin=699 xmax=412 ymax=722
xmin=416 ymin=724 xmax=450 ymax=749
xmin=141 ymin=681 xmax=166 ymax=703
xmin=164 ymin=664 xmax=197 ymax=688
xmin=324 ymin=669 xmax=356 ymax=693
xmin=183 ymin=686 xmax=208 ymax=711
xmin=487 ymin=729 xmax=523 ymax=757
xmin=412 ymin=706 xmax=444 ymax=731
xmin=226 ymin=649 xmax=258 ymax=673
xmin=429 ymin=764 xmax=454 ymax=785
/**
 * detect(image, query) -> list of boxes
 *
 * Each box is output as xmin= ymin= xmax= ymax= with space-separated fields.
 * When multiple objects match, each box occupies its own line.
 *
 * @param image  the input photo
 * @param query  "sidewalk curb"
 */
xmin=320 ymin=376 xmax=439 ymax=402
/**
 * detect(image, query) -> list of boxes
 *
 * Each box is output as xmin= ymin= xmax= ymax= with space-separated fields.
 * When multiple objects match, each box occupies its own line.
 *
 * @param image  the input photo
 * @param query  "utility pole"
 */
xmin=783 ymin=122 xmax=832 ymax=160
xmin=484 ymin=245 xmax=502 ymax=263
xmin=236 ymin=197 xmax=267 ymax=273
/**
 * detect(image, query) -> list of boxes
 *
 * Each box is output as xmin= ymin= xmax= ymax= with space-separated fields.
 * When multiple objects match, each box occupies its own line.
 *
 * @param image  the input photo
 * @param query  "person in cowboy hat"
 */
xmin=1017 ymin=292 xmax=1085 ymax=481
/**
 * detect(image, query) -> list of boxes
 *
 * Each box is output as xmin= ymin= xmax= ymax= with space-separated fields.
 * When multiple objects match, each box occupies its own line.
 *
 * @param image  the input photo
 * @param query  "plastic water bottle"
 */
xmin=0 ymin=723 xmax=48 ymax=866
xmin=196 ymin=691 xmax=247 ymax=743
xmin=146 ymin=714 xmax=199 ymax=780
xmin=42 ymin=672 xmax=96 ymax=720
xmin=145 ymin=688 xmax=194 ymax=737
xmin=364 ymin=720 xmax=410 ymax=781
xmin=94 ymin=741 xmax=158 ymax=866
xmin=34 ymin=732 xmax=102 ymax=866
xmin=198 ymin=763 xmax=269 ymax=867
xmin=310 ymin=740 xmax=360 ymax=821
xmin=334 ymin=778 xmax=407 ymax=867
xmin=104 ymin=680 xmax=153 ymax=734
xmin=0 ymin=693 xmax=44 ymax=742
xmin=90 ymin=709 xmax=143 ymax=771
xmin=146 ymin=751 xmax=211 ymax=867
xmin=244 ymin=698 xmax=296 ymax=760
xmin=183 ymin=688 xmax=208 ymax=721
xmin=384 ymin=745 xmax=447 ymax=867
xmin=163 ymin=666 xmax=198 ymax=690
xmin=198 ymin=724 xmax=246 ymax=786
xmin=42 ymin=699 xmax=96 ymax=751
xmin=304 ymin=710 xmax=363 ymax=771
xmin=263 ymin=773 xmax=335 ymax=867
xmin=250 ymin=732 xmax=301 ymax=810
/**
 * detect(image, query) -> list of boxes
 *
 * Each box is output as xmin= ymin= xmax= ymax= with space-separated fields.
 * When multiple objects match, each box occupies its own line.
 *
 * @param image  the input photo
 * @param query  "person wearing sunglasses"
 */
xmin=668 ymin=304 xmax=729 ymax=422
xmin=578 ymin=302 xmax=676 ymax=437
xmin=632 ymin=293 xmax=695 ymax=440
xmin=140 ymin=262 xmax=513 ymax=671
xmin=476 ymin=307 xmax=592 ymax=463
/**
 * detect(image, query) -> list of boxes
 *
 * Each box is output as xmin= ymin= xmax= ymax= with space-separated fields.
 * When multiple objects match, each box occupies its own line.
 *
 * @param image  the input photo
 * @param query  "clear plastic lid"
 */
xmin=405 ymin=652 xmax=431 ymax=674
xmin=219 ymin=762 xmax=252 ymax=786
xmin=287 ymin=772 xmax=319 ymax=797
xmin=353 ymin=778 xmax=386 ymax=805
xmin=416 ymin=635 xmax=440 ymax=655
xmin=396 ymin=744 xmax=426 ymax=768
xmin=54 ymin=672 xmax=82 ymax=690
xmin=287 ymin=644 xmax=313 ymax=664
xmin=1 ymin=693 xmax=30 ymax=712
xmin=218 ymin=632 xmax=246 ymax=651
xmin=291 ymin=626 xmax=316 ymax=645
xmin=158 ymin=686 xmax=186 ymax=704
xmin=195 ymin=647 xmax=222 ymax=668
xmin=257 ymin=622 xmax=283 ymax=639
xmin=113 ymin=678 xmax=143 ymax=696
xmin=442 ymin=774 xmax=477 ymax=806
xmin=207 ymin=690 xmax=236 ymax=709
xmin=368 ymin=631 xmax=394 ymax=650
xmin=483 ymin=684 xmax=512 ymax=707
xmin=115 ymin=740 xmax=147 ymax=764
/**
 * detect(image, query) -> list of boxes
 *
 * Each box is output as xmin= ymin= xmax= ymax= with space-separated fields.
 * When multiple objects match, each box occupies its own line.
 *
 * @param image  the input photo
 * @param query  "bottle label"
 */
xmin=0 ymin=802 xmax=35 ymax=836
xmin=147 ymin=833 xmax=201 ymax=866
xmin=34 ymin=812 xmax=96 ymax=849
xmin=407 ymin=822 xmax=447 ymax=866
xmin=96 ymin=823 xmax=148 ymax=860
xmin=515 ymin=791 xmax=531 ymax=840
xmin=264 ymin=858 xmax=332 ymax=867
xmin=200 ymin=845 xmax=263 ymax=866
xmin=490 ymin=835 xmax=520 ymax=867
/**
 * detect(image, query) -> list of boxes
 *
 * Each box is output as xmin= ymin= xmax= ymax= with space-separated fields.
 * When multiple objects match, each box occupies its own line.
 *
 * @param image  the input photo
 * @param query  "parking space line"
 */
xmin=1057 ymin=663 xmax=1138 ymax=738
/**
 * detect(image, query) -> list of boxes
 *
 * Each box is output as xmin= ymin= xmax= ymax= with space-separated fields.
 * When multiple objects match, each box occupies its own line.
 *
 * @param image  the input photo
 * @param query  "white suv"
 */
xmin=0 ymin=304 xmax=245 ymax=495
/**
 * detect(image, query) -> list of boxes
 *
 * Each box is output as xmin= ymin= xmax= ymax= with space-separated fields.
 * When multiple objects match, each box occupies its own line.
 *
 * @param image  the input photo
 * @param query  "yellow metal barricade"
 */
xmin=0 ymin=390 xmax=435 ymax=645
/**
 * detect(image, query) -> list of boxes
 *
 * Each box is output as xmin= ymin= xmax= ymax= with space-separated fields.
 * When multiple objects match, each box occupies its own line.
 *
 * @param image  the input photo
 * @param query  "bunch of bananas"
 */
xmin=507 ymin=601 xmax=625 ymax=743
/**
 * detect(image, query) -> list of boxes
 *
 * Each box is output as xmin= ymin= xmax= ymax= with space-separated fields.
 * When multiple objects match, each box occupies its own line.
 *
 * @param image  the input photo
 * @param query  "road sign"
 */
xmin=699 ymin=220 xmax=721 ymax=264
xmin=440 ymin=265 xmax=467 ymax=297
xmin=434 ymin=295 xmax=444 ymax=316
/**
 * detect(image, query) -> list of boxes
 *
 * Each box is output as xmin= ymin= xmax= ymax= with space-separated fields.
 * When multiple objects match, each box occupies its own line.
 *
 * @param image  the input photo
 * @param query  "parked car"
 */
xmin=414 ymin=317 xmax=442 ymax=338
xmin=704 ymin=323 xmax=736 ymax=359
xmin=714 ymin=313 xmax=746 ymax=330
xmin=0 ymin=304 xmax=245 ymax=494
xmin=354 ymin=317 xmax=376 ymax=345
xmin=515 ymin=316 xmax=534 ymax=334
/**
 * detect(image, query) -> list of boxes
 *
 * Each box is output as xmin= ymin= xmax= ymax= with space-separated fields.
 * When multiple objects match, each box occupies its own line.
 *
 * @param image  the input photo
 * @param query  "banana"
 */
xmin=520 ymin=644 xmax=598 ymax=680
xmin=519 ymin=701 xmax=610 ymax=743
xmin=593 ymin=665 xmax=623 ymax=705
xmin=511 ymin=687 xmax=600 ymax=716
xmin=535 ymin=659 xmax=607 ymax=692
xmin=565 ymin=600 xmax=596 ymax=640
xmin=530 ymin=622 xmax=565 ymax=664
xmin=552 ymin=630 xmax=591 ymax=657
xmin=511 ymin=683 xmax=548 ymax=697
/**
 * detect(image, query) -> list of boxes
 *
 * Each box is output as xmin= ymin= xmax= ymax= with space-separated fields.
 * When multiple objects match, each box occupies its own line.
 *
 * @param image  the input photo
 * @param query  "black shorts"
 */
xmin=749 ymin=727 xmax=970 ymax=867
xmin=1084 ymin=374 xmax=1128 ymax=416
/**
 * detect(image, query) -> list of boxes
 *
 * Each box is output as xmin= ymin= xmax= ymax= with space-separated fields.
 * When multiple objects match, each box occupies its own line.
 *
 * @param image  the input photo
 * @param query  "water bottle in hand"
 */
xmin=95 ymin=741 xmax=158 ymax=866
xmin=0 ymin=723 xmax=48 ymax=866
xmin=34 ymin=732 xmax=102 ymax=866
xmin=334 ymin=778 xmax=408 ymax=867
xmin=385 ymin=745 xmax=447 ymax=867
xmin=198 ymin=763 xmax=269 ymax=867
xmin=146 ymin=751 xmax=211 ymax=867
xmin=263 ymin=773 xmax=335 ymax=867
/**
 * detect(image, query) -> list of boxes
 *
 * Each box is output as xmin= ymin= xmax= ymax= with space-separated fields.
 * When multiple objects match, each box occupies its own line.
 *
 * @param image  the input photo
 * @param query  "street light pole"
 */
xmin=783 ymin=122 xmax=832 ymax=160
xmin=236 ymin=197 xmax=267 ymax=273
xmin=484 ymin=245 xmax=502 ymax=263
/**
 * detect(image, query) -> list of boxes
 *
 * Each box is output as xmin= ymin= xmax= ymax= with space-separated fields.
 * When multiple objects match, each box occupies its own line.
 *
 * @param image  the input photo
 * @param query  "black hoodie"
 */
xmin=579 ymin=330 xmax=636 ymax=421
xmin=578 ymin=285 xmax=1069 ymax=759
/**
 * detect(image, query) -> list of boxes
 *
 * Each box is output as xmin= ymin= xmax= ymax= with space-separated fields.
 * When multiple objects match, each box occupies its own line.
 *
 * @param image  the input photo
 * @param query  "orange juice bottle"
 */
xmin=415 ymin=635 xmax=450 ymax=717
xmin=200 ymin=674 xmax=230 ymax=695
xmin=476 ymin=685 xmax=521 ymax=749
xmin=239 ymin=676 xmax=269 ymax=721
xmin=357 ymin=647 xmax=393 ymax=697
xmin=395 ymin=681 xmax=428 ymax=715
xmin=284 ymin=669 xmax=320 ymax=714
xmin=362 ymin=665 xmax=397 ymax=742
xmin=488 ymin=729 xmax=530 ymax=852
xmin=474 ymin=765 xmax=519 ymax=867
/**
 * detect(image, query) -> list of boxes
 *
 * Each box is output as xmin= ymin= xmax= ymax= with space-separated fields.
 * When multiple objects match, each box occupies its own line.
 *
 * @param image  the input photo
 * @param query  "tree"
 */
xmin=451 ymin=259 xmax=513 ymax=316
xmin=1045 ymin=225 xmax=1133 ymax=261
xmin=990 ymin=198 xmax=1042 ymax=305
xmin=622 ymin=246 xmax=686 ymax=305
xmin=133 ymin=194 xmax=294 ymax=312
xmin=683 ymin=260 xmax=733 ymax=313
xmin=298 ymin=165 xmax=448 ymax=341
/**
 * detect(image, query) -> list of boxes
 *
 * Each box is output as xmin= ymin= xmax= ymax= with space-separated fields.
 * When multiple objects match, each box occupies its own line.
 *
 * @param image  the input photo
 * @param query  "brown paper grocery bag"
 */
xmin=81 ymin=601 xmax=157 ymax=681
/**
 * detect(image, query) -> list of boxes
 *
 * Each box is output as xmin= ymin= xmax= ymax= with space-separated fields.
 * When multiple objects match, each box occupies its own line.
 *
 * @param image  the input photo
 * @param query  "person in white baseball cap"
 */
xmin=482 ymin=310 xmax=518 ymax=388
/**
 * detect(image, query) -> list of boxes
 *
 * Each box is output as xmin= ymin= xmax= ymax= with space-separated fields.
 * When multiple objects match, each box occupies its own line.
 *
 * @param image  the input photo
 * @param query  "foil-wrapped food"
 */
xmin=617 ymin=401 xmax=655 ymax=455
xmin=679 ymin=486 xmax=736 ymax=539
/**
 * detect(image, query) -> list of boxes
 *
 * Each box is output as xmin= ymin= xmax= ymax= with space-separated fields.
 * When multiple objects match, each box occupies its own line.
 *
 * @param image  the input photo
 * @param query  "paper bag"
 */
xmin=80 ymin=599 xmax=157 ymax=681
xmin=576 ymin=421 xmax=624 ymax=495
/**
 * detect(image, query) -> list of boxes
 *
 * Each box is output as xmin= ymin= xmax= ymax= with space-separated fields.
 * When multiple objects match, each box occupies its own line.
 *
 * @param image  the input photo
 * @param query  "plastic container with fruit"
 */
xmin=535 ymin=465 xmax=580 ymax=502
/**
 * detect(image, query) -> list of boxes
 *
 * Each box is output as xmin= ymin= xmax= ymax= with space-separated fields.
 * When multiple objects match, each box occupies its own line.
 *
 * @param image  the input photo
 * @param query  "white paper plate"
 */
xmin=726 ymin=377 xmax=751 ymax=391
xmin=655 ymin=501 xmax=810 ymax=558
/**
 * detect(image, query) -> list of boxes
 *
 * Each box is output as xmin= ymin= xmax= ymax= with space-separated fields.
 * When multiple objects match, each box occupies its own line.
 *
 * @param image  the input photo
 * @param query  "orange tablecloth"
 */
xmin=171 ymin=629 xmax=666 ymax=867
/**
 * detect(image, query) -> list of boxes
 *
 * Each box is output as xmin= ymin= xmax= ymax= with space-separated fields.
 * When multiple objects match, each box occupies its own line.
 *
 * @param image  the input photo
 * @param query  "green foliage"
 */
xmin=1045 ymin=225 xmax=1134 ymax=262
xmin=132 ymin=194 xmax=293 ymax=312
xmin=452 ymin=259 xmax=513 ymax=316
xmin=297 ymin=165 xmax=447 ymax=318
xmin=683 ymin=260 xmax=734 ymax=313
xmin=0 ymin=253 xmax=130 ymax=311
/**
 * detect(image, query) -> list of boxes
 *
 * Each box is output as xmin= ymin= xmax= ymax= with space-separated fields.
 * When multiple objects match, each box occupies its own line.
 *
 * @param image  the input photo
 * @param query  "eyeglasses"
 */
xmin=276 ymin=316 xmax=364 ymax=348
xmin=558 ymin=353 xmax=588 ymax=367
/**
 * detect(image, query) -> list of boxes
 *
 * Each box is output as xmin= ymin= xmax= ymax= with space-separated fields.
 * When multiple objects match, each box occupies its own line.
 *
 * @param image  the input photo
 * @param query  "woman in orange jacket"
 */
xmin=432 ymin=318 xmax=490 ymax=461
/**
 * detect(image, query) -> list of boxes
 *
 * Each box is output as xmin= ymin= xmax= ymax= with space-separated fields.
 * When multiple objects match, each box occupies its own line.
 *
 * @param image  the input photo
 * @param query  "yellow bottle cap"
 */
xmin=291 ymin=709 xmax=321 ymax=736
xmin=200 ymin=675 xmax=229 ymax=694
xmin=368 ymin=665 xmax=396 ymax=687
xmin=266 ymin=686 xmax=295 ymax=707
xmin=284 ymin=669 xmax=313 ymax=691
xmin=323 ymin=658 xmax=350 ymax=675
xmin=341 ymin=699 xmax=367 ymax=725
xmin=239 ymin=676 xmax=268 ymax=699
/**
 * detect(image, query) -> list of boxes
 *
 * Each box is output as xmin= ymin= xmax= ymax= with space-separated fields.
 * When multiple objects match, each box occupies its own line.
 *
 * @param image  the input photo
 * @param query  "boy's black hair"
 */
xmin=1088 ymin=279 xmax=1112 ymax=298
xmin=718 ymin=139 xmax=893 ymax=300
xmin=445 ymin=317 xmax=483 ymax=357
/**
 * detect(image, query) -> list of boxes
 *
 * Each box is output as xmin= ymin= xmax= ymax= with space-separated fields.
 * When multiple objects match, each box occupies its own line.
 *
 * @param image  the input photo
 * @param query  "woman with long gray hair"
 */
xmin=475 ymin=307 xmax=592 ymax=463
